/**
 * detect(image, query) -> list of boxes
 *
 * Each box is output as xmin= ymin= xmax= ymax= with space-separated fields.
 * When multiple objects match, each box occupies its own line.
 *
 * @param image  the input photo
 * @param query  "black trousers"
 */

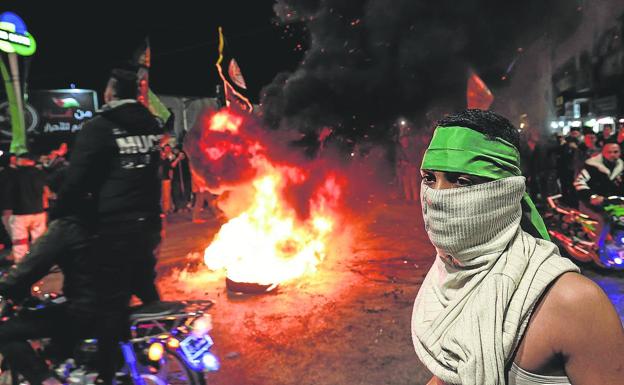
xmin=93 ymin=218 xmax=161 ymax=383
xmin=0 ymin=304 xmax=91 ymax=384
xmin=558 ymin=169 xmax=579 ymax=208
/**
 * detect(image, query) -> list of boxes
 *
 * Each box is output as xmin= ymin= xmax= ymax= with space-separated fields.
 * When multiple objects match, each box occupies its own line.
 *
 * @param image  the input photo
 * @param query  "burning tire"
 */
xmin=225 ymin=277 xmax=279 ymax=294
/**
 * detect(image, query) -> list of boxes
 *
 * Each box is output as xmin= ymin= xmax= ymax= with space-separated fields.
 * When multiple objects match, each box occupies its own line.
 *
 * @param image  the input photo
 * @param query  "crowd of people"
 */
xmin=0 ymin=136 xmax=219 ymax=254
xmin=555 ymin=123 xmax=624 ymax=210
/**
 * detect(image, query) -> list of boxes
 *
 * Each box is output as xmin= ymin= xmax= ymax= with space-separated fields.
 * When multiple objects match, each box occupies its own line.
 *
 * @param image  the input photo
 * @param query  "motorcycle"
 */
xmin=544 ymin=194 xmax=624 ymax=270
xmin=0 ymin=294 xmax=219 ymax=385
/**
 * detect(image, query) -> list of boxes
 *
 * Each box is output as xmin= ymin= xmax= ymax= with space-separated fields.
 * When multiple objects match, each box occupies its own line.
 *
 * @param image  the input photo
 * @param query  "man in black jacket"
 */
xmin=54 ymin=68 xmax=165 ymax=384
xmin=574 ymin=141 xmax=624 ymax=242
xmin=574 ymin=142 xmax=624 ymax=206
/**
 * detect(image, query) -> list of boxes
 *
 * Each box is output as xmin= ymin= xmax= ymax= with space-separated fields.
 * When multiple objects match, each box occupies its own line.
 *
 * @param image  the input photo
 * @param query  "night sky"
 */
xmin=4 ymin=0 xmax=583 ymax=152
xmin=3 ymin=1 xmax=302 ymax=101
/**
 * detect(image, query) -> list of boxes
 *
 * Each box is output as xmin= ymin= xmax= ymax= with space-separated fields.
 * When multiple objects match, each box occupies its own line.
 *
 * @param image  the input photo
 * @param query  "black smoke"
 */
xmin=260 ymin=0 xmax=581 ymax=155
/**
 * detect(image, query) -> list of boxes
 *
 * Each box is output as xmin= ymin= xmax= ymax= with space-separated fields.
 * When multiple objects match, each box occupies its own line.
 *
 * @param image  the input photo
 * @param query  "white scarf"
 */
xmin=412 ymin=177 xmax=579 ymax=385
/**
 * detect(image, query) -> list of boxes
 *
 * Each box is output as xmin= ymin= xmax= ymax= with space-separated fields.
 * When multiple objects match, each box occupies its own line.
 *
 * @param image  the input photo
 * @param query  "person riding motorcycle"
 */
xmin=53 ymin=68 xmax=166 ymax=385
xmin=0 ymin=216 xmax=96 ymax=385
xmin=0 ymin=68 xmax=168 ymax=385
xmin=573 ymin=141 xmax=624 ymax=240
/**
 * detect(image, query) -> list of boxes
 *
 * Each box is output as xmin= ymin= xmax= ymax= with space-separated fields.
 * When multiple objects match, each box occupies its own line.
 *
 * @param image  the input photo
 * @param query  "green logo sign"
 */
xmin=0 ymin=12 xmax=36 ymax=56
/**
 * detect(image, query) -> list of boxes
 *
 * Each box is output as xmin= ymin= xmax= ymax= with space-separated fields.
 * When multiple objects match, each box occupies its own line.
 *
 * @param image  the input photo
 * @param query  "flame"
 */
xmin=199 ymin=108 xmax=344 ymax=285
xmin=208 ymin=110 xmax=243 ymax=134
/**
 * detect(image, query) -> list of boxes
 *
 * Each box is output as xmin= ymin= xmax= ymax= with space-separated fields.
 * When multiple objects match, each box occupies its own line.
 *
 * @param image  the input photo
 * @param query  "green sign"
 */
xmin=0 ymin=12 xmax=36 ymax=56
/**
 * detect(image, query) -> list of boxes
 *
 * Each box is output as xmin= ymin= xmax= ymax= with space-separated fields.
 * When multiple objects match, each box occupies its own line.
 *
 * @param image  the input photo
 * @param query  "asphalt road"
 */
xmin=1 ymin=199 xmax=622 ymax=385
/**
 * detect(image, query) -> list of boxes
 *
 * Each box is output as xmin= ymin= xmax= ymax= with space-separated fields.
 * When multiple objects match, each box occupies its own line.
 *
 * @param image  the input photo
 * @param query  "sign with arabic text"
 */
xmin=28 ymin=89 xmax=98 ymax=152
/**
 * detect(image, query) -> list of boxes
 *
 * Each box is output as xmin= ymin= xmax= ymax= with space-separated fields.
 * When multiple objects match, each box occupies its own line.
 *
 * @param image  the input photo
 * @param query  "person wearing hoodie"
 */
xmin=53 ymin=68 xmax=165 ymax=384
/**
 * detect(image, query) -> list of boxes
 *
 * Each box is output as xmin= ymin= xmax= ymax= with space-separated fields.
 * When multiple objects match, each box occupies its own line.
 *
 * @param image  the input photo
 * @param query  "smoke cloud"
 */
xmin=261 ymin=0 xmax=581 ymax=154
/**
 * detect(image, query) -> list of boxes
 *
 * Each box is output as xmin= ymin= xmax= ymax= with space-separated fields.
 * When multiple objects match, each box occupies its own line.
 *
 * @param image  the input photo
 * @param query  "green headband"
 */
xmin=421 ymin=126 xmax=550 ymax=241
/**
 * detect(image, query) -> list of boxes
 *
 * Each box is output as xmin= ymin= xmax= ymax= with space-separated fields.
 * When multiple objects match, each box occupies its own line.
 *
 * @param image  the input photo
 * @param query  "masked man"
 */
xmin=412 ymin=110 xmax=624 ymax=385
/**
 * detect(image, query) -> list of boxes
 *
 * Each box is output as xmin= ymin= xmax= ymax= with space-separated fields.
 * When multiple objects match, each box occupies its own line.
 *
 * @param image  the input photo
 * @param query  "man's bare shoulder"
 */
xmin=539 ymin=271 xmax=623 ymax=354
xmin=543 ymin=272 xmax=605 ymax=308
xmin=541 ymin=272 xmax=610 ymax=322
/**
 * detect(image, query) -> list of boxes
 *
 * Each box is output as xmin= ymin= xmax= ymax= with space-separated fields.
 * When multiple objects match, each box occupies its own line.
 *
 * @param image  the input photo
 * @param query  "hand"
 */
xmin=590 ymin=195 xmax=605 ymax=206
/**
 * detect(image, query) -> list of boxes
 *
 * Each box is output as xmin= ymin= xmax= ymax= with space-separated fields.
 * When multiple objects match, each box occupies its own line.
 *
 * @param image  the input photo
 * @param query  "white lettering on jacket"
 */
xmin=116 ymin=134 xmax=163 ymax=155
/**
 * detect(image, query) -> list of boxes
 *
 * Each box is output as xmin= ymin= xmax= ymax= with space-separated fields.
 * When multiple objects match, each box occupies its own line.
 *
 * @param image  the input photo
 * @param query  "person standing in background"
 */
xmin=0 ymin=154 xmax=13 ymax=252
xmin=596 ymin=123 xmax=614 ymax=148
xmin=171 ymin=147 xmax=191 ymax=212
xmin=190 ymin=167 xmax=216 ymax=223
xmin=160 ymin=144 xmax=174 ymax=215
xmin=8 ymin=153 xmax=47 ymax=263
xmin=579 ymin=127 xmax=599 ymax=160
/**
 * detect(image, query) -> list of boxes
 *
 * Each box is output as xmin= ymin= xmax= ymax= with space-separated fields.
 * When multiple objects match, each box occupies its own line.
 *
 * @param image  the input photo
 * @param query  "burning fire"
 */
xmin=198 ymin=109 xmax=344 ymax=286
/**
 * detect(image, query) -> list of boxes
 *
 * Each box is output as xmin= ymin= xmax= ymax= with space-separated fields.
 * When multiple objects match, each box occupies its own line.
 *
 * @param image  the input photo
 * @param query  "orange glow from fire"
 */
xmin=209 ymin=110 xmax=243 ymax=134
xmin=200 ymin=109 xmax=344 ymax=285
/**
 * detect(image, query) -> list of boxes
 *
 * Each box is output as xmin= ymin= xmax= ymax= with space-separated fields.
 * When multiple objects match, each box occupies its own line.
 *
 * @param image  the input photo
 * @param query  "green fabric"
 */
xmin=147 ymin=88 xmax=171 ymax=123
xmin=422 ymin=126 xmax=550 ymax=241
xmin=0 ymin=55 xmax=27 ymax=155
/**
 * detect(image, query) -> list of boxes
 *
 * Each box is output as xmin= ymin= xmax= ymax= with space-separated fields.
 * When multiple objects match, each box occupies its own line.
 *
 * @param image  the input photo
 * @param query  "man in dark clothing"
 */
xmin=43 ymin=143 xmax=70 ymax=213
xmin=616 ymin=123 xmax=624 ymax=158
xmin=574 ymin=142 xmax=624 ymax=205
xmin=574 ymin=142 xmax=624 ymax=242
xmin=160 ymin=144 xmax=174 ymax=214
xmin=53 ymin=68 xmax=164 ymax=384
xmin=557 ymin=129 xmax=582 ymax=207
xmin=578 ymin=127 xmax=600 ymax=160
xmin=171 ymin=147 xmax=191 ymax=212
xmin=0 ymin=217 xmax=95 ymax=385
xmin=595 ymin=124 xmax=614 ymax=148
xmin=8 ymin=154 xmax=47 ymax=263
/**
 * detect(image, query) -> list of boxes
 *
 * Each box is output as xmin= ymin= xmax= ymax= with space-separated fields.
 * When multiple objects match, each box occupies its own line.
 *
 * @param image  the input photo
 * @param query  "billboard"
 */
xmin=0 ymin=89 xmax=98 ymax=153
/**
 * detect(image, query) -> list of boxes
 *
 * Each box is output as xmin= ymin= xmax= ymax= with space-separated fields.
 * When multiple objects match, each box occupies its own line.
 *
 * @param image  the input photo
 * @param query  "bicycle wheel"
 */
xmin=141 ymin=350 xmax=205 ymax=385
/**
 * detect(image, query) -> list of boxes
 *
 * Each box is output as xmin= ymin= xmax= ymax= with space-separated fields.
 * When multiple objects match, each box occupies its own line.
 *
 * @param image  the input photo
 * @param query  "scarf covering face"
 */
xmin=421 ymin=126 xmax=549 ymax=240
xmin=412 ymin=126 xmax=579 ymax=385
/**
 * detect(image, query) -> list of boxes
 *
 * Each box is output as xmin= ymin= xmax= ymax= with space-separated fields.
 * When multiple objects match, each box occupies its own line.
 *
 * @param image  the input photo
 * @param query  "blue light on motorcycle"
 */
xmin=201 ymin=352 xmax=220 ymax=371
xmin=614 ymin=257 xmax=623 ymax=265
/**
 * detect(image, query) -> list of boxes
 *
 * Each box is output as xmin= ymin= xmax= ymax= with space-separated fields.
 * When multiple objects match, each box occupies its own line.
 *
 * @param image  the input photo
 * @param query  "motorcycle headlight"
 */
xmin=201 ymin=352 xmax=220 ymax=372
xmin=191 ymin=315 xmax=213 ymax=337
xmin=148 ymin=342 xmax=164 ymax=361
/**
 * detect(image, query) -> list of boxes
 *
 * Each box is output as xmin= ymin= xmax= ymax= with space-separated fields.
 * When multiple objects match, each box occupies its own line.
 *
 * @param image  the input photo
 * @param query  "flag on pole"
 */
xmin=467 ymin=70 xmax=494 ymax=110
xmin=129 ymin=38 xmax=171 ymax=124
xmin=133 ymin=37 xmax=151 ymax=108
xmin=216 ymin=27 xmax=253 ymax=113
xmin=147 ymin=88 xmax=171 ymax=123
